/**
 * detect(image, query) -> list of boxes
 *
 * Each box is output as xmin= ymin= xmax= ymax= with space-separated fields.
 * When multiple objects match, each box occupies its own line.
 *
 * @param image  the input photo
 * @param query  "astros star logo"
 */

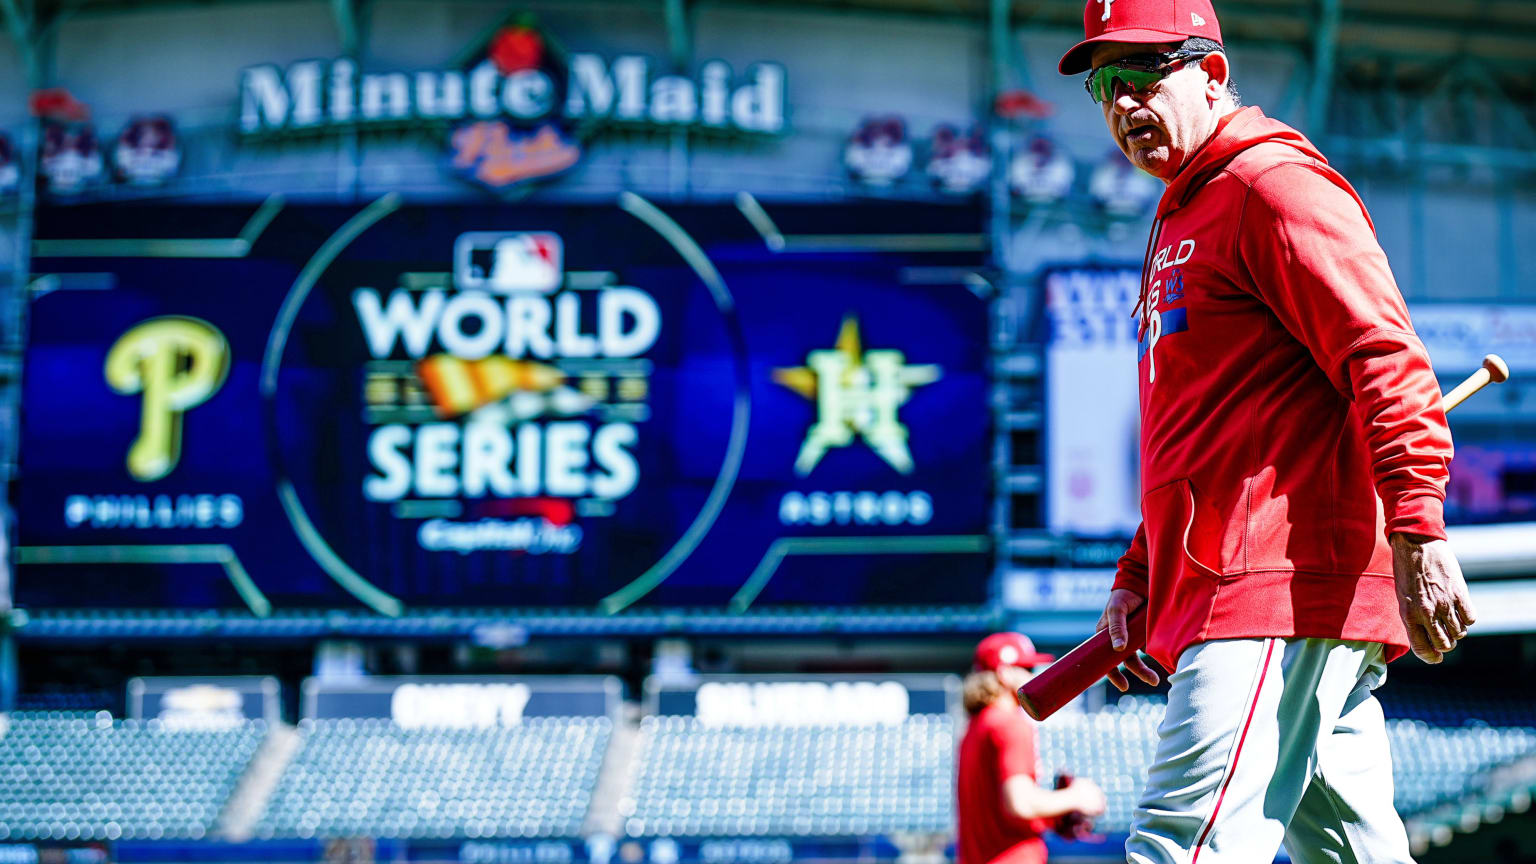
xmin=772 ymin=315 xmax=941 ymax=476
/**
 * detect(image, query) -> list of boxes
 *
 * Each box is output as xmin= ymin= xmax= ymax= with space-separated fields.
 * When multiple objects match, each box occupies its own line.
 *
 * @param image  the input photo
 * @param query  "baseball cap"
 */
xmin=974 ymin=632 xmax=1055 ymax=672
xmin=1058 ymin=0 xmax=1224 ymax=75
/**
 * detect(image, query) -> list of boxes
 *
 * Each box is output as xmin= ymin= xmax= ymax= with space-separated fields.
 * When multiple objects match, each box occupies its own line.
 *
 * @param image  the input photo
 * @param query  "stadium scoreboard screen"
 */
xmin=17 ymin=201 xmax=991 ymax=616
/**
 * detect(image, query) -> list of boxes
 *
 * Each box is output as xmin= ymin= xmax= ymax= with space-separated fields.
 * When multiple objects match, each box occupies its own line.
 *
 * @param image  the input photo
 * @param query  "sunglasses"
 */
xmin=1084 ymin=49 xmax=1210 ymax=103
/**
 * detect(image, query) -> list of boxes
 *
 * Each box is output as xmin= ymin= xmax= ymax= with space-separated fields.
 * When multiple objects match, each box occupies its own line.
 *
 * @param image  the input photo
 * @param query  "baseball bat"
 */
xmin=1017 ymin=354 xmax=1511 ymax=721
xmin=1443 ymin=354 xmax=1509 ymax=412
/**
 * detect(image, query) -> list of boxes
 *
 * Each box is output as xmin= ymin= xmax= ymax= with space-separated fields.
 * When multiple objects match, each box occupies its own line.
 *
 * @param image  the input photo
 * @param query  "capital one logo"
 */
xmin=104 ymin=316 xmax=230 ymax=481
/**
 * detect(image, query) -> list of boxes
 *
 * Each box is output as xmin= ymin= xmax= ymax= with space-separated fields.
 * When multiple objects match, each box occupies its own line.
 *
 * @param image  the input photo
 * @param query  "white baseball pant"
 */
xmin=1126 ymin=637 xmax=1414 ymax=864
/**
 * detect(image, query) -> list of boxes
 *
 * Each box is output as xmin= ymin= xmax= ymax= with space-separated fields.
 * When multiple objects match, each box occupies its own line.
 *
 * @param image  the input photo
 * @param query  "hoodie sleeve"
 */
xmin=1111 ymin=522 xmax=1149 ymax=597
xmin=1237 ymin=160 xmax=1451 ymax=541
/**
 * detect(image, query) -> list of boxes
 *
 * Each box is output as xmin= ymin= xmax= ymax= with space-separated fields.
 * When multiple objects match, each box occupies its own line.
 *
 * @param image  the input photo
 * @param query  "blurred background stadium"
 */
xmin=0 ymin=0 xmax=1533 ymax=862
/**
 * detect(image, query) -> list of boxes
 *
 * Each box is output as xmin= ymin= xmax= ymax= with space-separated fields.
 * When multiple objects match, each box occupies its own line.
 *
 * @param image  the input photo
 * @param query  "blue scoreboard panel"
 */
xmin=17 ymin=201 xmax=991 ymax=615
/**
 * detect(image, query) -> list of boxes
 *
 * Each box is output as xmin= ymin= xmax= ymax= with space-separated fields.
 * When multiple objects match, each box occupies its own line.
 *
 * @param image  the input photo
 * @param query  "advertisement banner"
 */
xmin=1042 ymin=267 xmax=1141 ymax=538
xmin=236 ymin=13 xmax=785 ymax=193
xmin=126 ymin=676 xmax=279 ymax=725
xmin=300 ymin=676 xmax=620 ymax=722
xmin=1000 ymin=568 xmax=1116 ymax=613
xmin=645 ymin=674 xmax=957 ymax=719
xmin=1409 ymin=303 xmax=1536 ymax=373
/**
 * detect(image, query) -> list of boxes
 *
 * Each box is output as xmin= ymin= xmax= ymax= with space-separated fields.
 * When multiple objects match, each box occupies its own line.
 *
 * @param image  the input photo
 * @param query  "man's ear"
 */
xmin=1200 ymin=52 xmax=1230 ymax=101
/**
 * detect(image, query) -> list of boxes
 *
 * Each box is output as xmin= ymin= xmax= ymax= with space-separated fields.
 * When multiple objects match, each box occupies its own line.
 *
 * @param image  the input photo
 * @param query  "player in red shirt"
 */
xmin=957 ymin=633 xmax=1106 ymax=864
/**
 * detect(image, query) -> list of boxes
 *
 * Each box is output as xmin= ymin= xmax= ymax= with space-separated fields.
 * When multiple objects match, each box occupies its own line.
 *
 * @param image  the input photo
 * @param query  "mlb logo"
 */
xmin=454 ymin=231 xmax=563 ymax=293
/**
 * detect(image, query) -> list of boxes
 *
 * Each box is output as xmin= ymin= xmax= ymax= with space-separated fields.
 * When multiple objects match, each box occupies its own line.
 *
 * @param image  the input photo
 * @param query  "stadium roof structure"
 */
xmin=7 ymin=0 xmax=1535 ymax=52
xmin=6 ymin=0 xmax=1536 ymax=62
xmin=1 ymin=0 xmax=1531 ymax=172
xmin=14 ymin=0 xmax=1529 ymax=173
xmin=741 ymin=0 xmax=1536 ymax=58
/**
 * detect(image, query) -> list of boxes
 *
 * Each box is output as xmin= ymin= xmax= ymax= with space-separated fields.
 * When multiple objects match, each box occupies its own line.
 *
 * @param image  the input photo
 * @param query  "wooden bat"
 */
xmin=1017 ymin=354 xmax=1511 ymax=721
xmin=1443 ymin=354 xmax=1509 ymax=412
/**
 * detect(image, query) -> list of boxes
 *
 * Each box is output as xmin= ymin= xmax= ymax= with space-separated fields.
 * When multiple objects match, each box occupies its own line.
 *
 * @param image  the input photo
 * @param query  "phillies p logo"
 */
xmin=104 ymin=316 xmax=229 ymax=481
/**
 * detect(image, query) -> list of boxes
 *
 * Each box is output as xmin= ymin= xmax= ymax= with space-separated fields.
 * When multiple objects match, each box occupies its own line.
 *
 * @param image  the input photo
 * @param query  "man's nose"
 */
xmin=1111 ymin=81 xmax=1144 ymax=113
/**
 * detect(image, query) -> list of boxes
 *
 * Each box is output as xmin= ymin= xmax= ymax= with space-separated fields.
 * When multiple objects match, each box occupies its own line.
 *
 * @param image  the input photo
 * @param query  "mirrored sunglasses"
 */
xmin=1084 ymin=50 xmax=1209 ymax=103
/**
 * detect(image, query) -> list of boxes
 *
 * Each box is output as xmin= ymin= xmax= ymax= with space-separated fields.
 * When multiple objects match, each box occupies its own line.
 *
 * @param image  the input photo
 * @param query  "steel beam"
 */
xmin=0 ymin=0 xmax=27 ymax=53
xmin=664 ymin=0 xmax=689 ymax=69
xmin=664 ymin=0 xmax=692 ymax=197
xmin=0 ymin=0 xmax=41 ymax=628
xmin=0 ymin=635 xmax=13 ymax=712
xmin=1307 ymin=0 xmax=1341 ymax=136
xmin=331 ymin=0 xmax=358 ymax=57
xmin=990 ymin=0 xmax=1010 ymax=92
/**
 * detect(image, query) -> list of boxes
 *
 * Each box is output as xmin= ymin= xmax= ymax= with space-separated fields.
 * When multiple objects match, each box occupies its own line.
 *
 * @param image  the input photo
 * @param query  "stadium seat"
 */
xmin=1036 ymin=696 xmax=1165 ymax=833
xmin=1036 ymin=695 xmax=1536 ymax=832
xmin=0 ymin=711 xmax=264 ymax=842
xmin=254 ymin=716 xmax=611 ymax=840
xmin=1387 ymin=720 xmax=1536 ymax=815
xmin=621 ymin=714 xmax=955 ymax=837
xmin=5 ymin=696 xmax=1530 ymax=846
xmin=1380 ymin=684 xmax=1536 ymax=729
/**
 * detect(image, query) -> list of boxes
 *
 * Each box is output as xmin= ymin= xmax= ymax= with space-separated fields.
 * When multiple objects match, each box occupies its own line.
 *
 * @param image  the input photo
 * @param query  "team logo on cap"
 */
xmin=1097 ymin=0 xmax=1114 ymax=21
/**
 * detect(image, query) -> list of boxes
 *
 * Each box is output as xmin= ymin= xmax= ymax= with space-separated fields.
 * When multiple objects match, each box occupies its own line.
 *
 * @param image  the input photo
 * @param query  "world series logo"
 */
xmin=248 ymin=198 xmax=750 ymax=615
xmin=352 ymin=230 xmax=662 ymax=554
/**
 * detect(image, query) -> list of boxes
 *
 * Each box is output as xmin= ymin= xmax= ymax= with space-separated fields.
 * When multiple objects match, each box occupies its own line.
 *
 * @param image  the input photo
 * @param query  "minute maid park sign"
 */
xmin=237 ymin=14 xmax=786 ymax=189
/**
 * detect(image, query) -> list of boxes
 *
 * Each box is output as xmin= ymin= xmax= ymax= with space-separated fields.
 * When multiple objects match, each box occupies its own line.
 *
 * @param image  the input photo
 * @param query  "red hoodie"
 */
xmin=1112 ymin=107 xmax=1452 ymax=671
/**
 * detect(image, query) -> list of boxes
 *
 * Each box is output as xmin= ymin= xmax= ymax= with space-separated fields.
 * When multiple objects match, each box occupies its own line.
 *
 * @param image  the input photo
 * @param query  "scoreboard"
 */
xmin=16 ymin=200 xmax=992 ymax=615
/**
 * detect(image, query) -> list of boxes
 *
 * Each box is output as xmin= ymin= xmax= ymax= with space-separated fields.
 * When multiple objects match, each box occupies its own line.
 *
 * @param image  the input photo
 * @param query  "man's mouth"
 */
xmin=1125 ymin=124 xmax=1160 ymax=145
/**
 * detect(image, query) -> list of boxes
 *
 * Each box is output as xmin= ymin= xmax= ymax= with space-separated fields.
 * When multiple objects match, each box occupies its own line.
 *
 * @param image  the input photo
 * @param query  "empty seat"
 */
xmin=621 ymin=715 xmax=955 ymax=837
xmin=254 ymin=716 xmax=610 ymax=840
xmin=0 ymin=711 xmax=264 ymax=841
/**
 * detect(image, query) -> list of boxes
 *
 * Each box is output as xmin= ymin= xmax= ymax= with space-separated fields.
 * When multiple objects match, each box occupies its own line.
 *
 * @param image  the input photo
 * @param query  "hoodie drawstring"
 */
xmin=1134 ymin=215 xmax=1164 ymax=340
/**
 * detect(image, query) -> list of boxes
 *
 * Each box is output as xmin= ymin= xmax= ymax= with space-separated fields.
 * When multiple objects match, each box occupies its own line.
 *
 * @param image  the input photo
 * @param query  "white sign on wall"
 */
xmin=1044 ymin=268 xmax=1142 ymax=537
xmin=1002 ymin=568 xmax=1117 ymax=612
xmin=694 ymin=681 xmax=910 ymax=728
xmin=1409 ymin=304 xmax=1536 ymax=372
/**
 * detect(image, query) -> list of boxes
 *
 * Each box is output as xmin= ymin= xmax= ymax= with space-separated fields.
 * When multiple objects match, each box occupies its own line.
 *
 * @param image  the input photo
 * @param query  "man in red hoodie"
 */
xmin=1057 ymin=1 xmax=1477 ymax=861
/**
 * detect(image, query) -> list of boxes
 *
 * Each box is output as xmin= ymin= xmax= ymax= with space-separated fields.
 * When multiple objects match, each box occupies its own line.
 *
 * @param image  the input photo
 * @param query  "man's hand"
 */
xmin=1391 ymin=532 xmax=1477 ymax=664
xmin=1096 ymin=588 xmax=1161 ymax=691
xmin=1065 ymin=777 xmax=1107 ymax=817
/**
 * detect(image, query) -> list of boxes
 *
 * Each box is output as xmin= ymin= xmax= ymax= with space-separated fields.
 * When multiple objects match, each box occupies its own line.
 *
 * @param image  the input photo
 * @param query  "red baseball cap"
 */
xmin=974 ymin=632 xmax=1055 ymax=672
xmin=1058 ymin=0 xmax=1224 ymax=74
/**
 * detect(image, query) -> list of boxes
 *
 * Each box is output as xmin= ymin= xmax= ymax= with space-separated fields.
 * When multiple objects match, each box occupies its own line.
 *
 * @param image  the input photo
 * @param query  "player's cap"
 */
xmin=974 ymin=632 xmax=1055 ymax=672
xmin=1058 ymin=0 xmax=1224 ymax=74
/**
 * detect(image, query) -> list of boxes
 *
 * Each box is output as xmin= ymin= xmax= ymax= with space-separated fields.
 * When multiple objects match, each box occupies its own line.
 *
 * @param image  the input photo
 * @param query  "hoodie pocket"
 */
xmin=1141 ymin=478 xmax=1225 ymax=582
xmin=1141 ymin=478 xmax=1227 ymax=669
